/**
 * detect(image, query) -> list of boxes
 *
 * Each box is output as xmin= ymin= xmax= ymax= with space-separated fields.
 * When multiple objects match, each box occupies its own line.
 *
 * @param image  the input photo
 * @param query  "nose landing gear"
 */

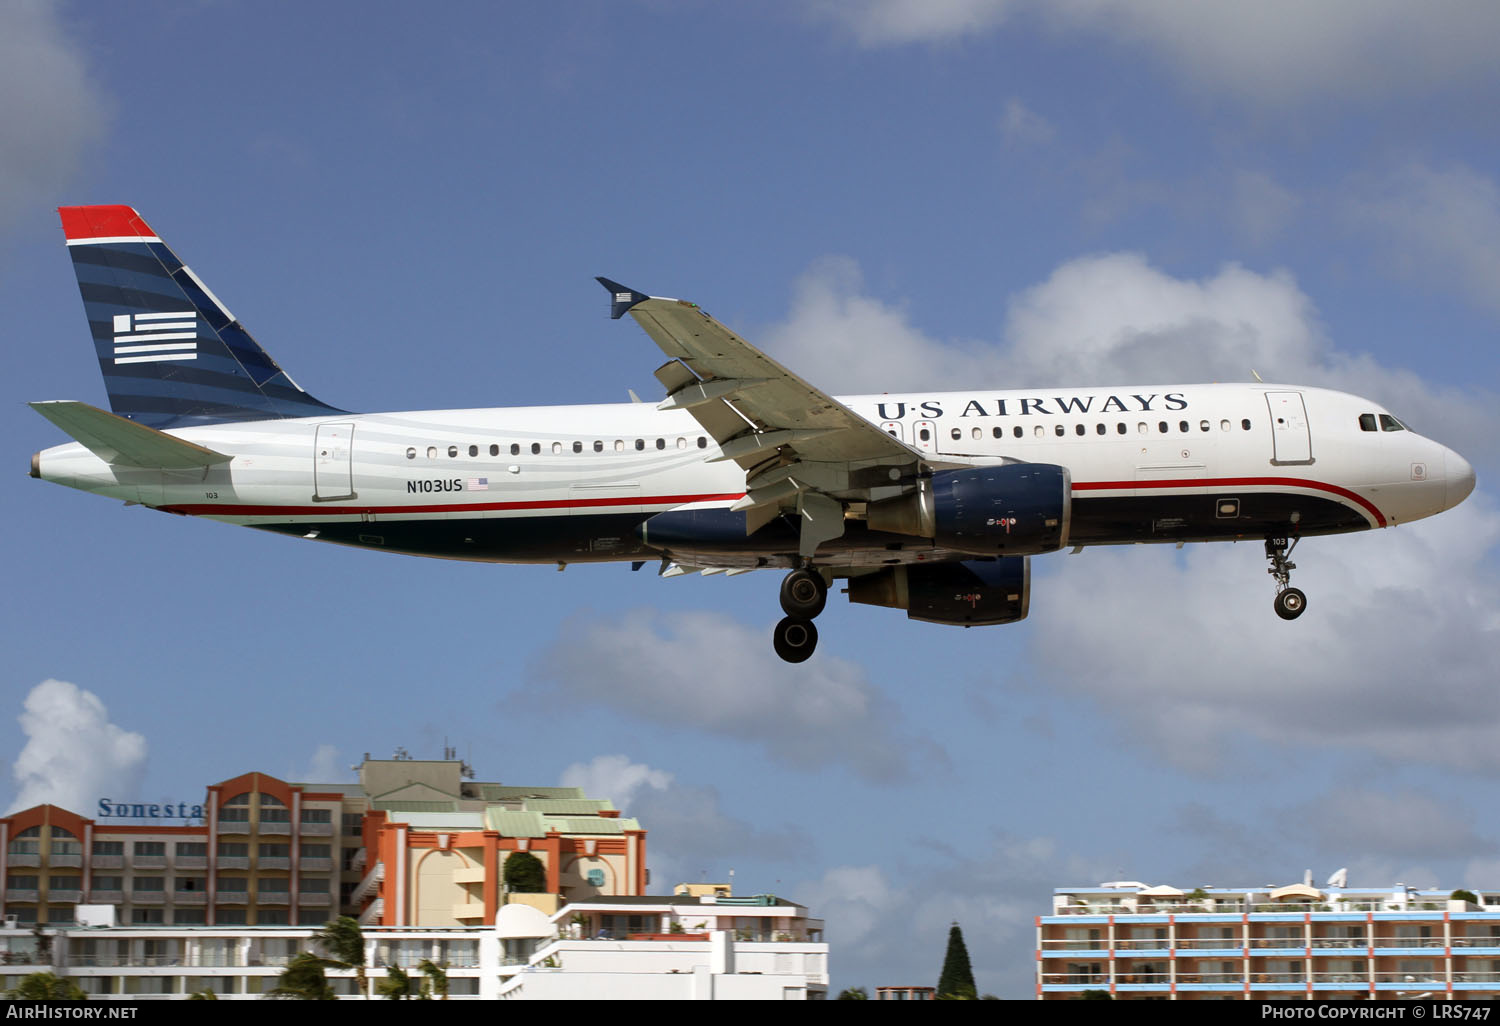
xmin=1266 ymin=537 xmax=1307 ymax=620
xmin=773 ymin=567 xmax=829 ymax=662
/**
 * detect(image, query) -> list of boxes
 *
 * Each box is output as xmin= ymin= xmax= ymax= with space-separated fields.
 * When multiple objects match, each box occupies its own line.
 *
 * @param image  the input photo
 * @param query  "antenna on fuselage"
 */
xmin=1251 ymin=369 xmax=1264 ymax=383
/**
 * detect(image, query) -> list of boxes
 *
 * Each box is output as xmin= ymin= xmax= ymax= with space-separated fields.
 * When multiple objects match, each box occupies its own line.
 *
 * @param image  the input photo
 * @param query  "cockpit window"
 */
xmin=1379 ymin=414 xmax=1407 ymax=432
xmin=1359 ymin=413 xmax=1377 ymax=432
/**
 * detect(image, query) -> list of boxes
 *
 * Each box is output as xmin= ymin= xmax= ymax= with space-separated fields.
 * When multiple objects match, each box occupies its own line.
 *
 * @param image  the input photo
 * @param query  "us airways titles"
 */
xmin=872 ymin=392 xmax=1189 ymax=420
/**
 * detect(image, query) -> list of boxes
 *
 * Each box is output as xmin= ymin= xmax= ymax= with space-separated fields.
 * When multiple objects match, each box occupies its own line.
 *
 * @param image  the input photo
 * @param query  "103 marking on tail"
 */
xmin=31 ymin=206 xmax=1476 ymax=661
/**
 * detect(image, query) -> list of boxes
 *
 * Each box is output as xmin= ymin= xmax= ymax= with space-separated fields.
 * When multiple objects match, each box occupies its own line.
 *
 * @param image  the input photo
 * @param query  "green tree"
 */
xmin=1081 ymin=989 xmax=1113 ymax=1000
xmin=837 ymin=986 xmax=869 ymax=1000
xmin=936 ymin=922 xmax=977 ymax=1000
xmin=376 ymin=964 xmax=412 ymax=1000
xmin=187 ymin=988 xmax=219 ymax=1000
xmin=418 ymin=959 xmax=449 ymax=1000
xmin=314 ymin=916 xmax=368 ymax=998
xmin=504 ymin=851 xmax=547 ymax=893
xmin=5 ymin=972 xmax=86 ymax=1000
xmin=1452 ymin=889 xmax=1480 ymax=905
xmin=265 ymin=953 xmax=336 ymax=1000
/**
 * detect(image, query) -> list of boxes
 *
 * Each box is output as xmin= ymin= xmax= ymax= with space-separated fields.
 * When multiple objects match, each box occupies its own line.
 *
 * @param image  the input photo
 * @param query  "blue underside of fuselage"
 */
xmin=247 ymin=493 xmax=1370 ymax=564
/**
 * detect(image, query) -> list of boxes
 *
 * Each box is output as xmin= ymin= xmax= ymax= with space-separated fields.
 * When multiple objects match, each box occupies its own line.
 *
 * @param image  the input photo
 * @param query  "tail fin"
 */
xmin=59 ymin=205 xmax=345 ymax=429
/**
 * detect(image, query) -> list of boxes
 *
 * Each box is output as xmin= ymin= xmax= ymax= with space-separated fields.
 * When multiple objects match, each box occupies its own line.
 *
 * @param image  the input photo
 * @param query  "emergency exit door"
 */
xmin=314 ymin=422 xmax=356 ymax=501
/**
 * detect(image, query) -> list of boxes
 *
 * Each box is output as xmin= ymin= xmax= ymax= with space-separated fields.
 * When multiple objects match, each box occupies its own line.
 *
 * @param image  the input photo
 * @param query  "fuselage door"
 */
xmin=913 ymin=420 xmax=937 ymax=454
xmin=1265 ymin=391 xmax=1313 ymax=465
xmin=314 ymin=422 xmax=356 ymax=501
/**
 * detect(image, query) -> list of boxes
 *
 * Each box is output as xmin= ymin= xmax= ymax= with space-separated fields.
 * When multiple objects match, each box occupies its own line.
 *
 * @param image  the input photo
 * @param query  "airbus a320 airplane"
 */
xmin=32 ymin=206 xmax=1476 ymax=662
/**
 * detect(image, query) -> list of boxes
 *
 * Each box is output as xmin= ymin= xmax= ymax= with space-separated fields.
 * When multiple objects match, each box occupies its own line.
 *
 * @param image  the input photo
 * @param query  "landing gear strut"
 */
xmin=774 ymin=568 xmax=828 ymax=662
xmin=1265 ymin=536 xmax=1307 ymax=621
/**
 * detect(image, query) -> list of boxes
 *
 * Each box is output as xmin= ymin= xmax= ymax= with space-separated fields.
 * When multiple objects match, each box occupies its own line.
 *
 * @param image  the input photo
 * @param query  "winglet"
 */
xmin=596 ymin=277 xmax=650 ymax=320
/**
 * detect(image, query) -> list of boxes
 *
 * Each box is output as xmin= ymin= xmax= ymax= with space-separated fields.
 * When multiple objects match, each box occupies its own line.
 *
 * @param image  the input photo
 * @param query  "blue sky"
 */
xmin=4 ymin=0 xmax=1500 ymax=996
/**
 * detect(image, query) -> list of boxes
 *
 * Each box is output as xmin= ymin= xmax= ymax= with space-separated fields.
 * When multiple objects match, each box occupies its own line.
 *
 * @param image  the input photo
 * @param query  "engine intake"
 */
xmin=866 ymin=464 xmax=1071 ymax=555
xmin=847 ymin=558 xmax=1029 ymax=626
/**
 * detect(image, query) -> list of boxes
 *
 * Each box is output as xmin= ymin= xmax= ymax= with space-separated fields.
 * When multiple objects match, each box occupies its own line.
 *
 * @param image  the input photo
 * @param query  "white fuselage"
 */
xmin=34 ymin=383 xmax=1474 ymax=567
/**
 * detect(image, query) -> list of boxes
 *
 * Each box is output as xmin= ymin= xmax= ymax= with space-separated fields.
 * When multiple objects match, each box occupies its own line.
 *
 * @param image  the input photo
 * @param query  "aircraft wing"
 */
xmin=598 ymin=279 xmax=922 ymax=547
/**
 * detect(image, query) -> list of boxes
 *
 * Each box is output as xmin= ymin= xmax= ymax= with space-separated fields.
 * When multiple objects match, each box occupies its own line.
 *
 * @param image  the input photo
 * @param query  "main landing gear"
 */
xmin=773 ymin=567 xmax=827 ymax=663
xmin=1265 ymin=536 xmax=1307 ymax=621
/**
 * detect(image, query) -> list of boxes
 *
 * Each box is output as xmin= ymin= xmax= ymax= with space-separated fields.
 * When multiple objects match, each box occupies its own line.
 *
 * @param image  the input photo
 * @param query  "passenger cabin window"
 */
xmin=552 ymin=442 xmax=563 ymax=454
xmin=405 ymin=447 xmax=416 ymax=460
xmin=1075 ymin=424 xmax=1085 ymax=436
xmin=448 ymin=445 xmax=458 ymax=458
xmin=1013 ymin=426 xmax=1023 ymax=438
xmin=1179 ymin=421 xmax=1189 ymax=433
xmin=697 ymin=437 xmax=708 ymax=448
xmin=635 ymin=439 xmax=645 ymax=451
xmin=530 ymin=443 xmax=541 ymax=455
xmin=468 ymin=445 xmax=478 ymax=457
xmin=993 ymin=427 xmax=1003 ymax=439
xmin=1096 ymin=424 xmax=1106 ymax=435
xmin=490 ymin=444 xmax=499 ymax=456
xmin=427 ymin=446 xmax=438 ymax=459
xmin=951 ymin=428 xmax=962 ymax=441
xmin=1117 ymin=423 xmax=1127 ymax=435
xmin=655 ymin=438 xmax=666 ymax=450
xmin=1054 ymin=425 xmax=1065 ymax=437
xmin=1242 ymin=419 xmax=1252 ymax=430
xmin=594 ymin=441 xmax=604 ymax=452
xmin=1158 ymin=422 xmax=1168 ymax=433
xmin=919 ymin=428 xmax=931 ymax=442
xmin=1379 ymin=414 xmax=1406 ymax=432
xmin=572 ymin=441 xmax=582 ymax=453
xmin=510 ymin=443 xmax=520 ymax=455
xmin=615 ymin=440 xmax=625 ymax=452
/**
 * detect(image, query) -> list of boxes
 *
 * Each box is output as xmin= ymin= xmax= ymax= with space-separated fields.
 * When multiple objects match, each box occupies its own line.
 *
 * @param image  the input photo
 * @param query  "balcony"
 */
xmin=258 ymin=857 xmax=291 ymax=871
xmin=6 ymin=854 xmax=40 ymax=868
xmin=48 ymin=854 xmax=82 ymax=869
xmin=88 ymin=890 xmax=123 ymax=904
xmin=1113 ymin=938 xmax=1170 ymax=950
xmin=1310 ymin=938 xmax=1367 ymax=949
xmin=3 ymin=889 xmax=38 ymax=903
xmin=215 ymin=890 xmax=249 ymax=905
xmin=90 ymin=855 xmax=123 ymax=870
xmin=256 ymin=891 xmax=291 ymax=906
xmin=174 ymin=892 xmax=207 ymax=905
xmin=1249 ymin=938 xmax=1305 ymax=949
xmin=452 ymin=902 xmax=486 ymax=921
xmin=217 ymin=821 xmax=250 ymax=835
xmin=298 ymin=892 xmax=331 ymax=906
xmin=176 ymin=856 xmax=207 ymax=870
xmin=1454 ymin=972 xmax=1500 ymax=983
xmin=130 ymin=890 xmax=166 ymax=905
xmin=1373 ymin=971 xmax=1442 ymax=984
xmin=47 ymin=889 xmax=82 ymax=903
xmin=1174 ymin=938 xmax=1243 ymax=950
xmin=299 ymin=822 xmax=334 ymax=837
xmin=132 ymin=856 xmax=167 ymax=869
xmin=1372 ymin=937 xmax=1444 ymax=948
xmin=217 ymin=857 xmax=250 ymax=870
xmin=299 ymin=858 xmax=333 ymax=873
xmin=259 ymin=822 xmax=291 ymax=836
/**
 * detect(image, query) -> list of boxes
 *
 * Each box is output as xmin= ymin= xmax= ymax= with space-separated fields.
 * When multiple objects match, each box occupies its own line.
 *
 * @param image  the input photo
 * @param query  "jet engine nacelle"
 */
xmin=847 ymin=557 xmax=1029 ymax=626
xmin=866 ymin=464 xmax=1071 ymax=555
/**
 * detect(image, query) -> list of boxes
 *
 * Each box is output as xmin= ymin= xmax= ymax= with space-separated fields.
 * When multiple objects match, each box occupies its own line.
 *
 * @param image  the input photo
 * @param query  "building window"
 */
xmin=91 ymin=841 xmax=123 ymax=857
xmin=133 ymin=842 xmax=165 ymax=857
xmin=217 ymin=843 xmax=248 ymax=858
xmin=300 ymin=809 xmax=331 ymax=824
xmin=174 ymin=909 xmax=206 ymax=925
xmin=258 ymin=877 xmax=289 ymax=893
xmin=176 ymin=842 xmax=207 ymax=857
xmin=217 ymin=909 xmax=246 ymax=926
xmin=299 ymin=844 xmax=331 ymax=859
xmin=258 ymin=844 xmax=290 ymax=859
xmin=130 ymin=908 xmax=164 ymax=925
xmin=175 ymin=877 xmax=206 ymax=893
xmin=134 ymin=877 xmax=165 ymax=891
xmin=342 ymin=814 xmax=363 ymax=836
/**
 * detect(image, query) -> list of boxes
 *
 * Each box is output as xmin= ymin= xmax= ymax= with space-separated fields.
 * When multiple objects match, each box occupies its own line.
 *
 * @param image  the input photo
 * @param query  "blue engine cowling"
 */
xmin=867 ymin=463 xmax=1071 ymax=555
xmin=847 ymin=557 xmax=1029 ymax=626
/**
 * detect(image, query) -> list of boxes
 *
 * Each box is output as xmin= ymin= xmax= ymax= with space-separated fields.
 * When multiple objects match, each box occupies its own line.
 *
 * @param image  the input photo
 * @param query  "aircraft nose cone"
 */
xmin=1446 ymin=449 xmax=1476 ymax=509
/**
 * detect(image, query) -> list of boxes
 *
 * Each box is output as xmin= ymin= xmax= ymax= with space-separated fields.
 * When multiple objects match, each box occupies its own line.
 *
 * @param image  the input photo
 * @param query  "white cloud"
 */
xmin=812 ymin=0 xmax=1500 ymax=105
xmin=560 ymin=754 xmax=808 ymax=888
xmin=810 ymin=0 xmax=1019 ymax=48
xmin=795 ymin=837 xmax=1117 ymax=997
xmin=0 ymin=1 xmax=107 ymax=230
xmin=293 ymin=744 xmax=349 ymax=784
xmin=1028 ymin=496 xmax=1500 ymax=773
xmin=1345 ymin=162 xmax=1500 ymax=318
xmin=8 ymin=680 xmax=147 ymax=815
xmin=528 ymin=609 xmax=932 ymax=781
xmin=1279 ymin=787 xmax=1496 ymax=859
xmin=997 ymin=97 xmax=1054 ymax=147
xmin=561 ymin=753 xmax=672 ymax=812
xmin=759 ymin=254 xmax=1500 ymax=774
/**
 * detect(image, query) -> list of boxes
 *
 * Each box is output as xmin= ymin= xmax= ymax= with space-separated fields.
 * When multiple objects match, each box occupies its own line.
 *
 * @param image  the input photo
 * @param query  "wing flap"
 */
xmin=30 ymin=400 xmax=232 ymax=468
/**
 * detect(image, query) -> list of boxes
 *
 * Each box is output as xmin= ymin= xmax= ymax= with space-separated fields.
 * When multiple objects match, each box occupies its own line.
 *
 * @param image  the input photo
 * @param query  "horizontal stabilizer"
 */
xmin=30 ymin=401 xmax=232 ymax=468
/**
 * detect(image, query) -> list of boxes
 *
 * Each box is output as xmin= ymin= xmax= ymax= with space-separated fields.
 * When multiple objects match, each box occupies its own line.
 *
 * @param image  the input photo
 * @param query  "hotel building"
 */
xmin=1 ymin=752 xmax=644 ymax=931
xmin=1037 ymin=881 xmax=1500 ymax=1000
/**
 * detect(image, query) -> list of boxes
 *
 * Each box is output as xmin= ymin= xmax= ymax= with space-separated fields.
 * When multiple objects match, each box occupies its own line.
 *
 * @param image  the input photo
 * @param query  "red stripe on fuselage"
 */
xmin=159 ymin=492 xmax=747 ymax=518
xmin=1070 ymin=476 xmax=1386 ymax=527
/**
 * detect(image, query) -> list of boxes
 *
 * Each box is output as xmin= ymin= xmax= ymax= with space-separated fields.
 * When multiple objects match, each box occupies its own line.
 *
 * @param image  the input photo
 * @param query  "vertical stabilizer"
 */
xmin=59 ymin=205 xmax=345 ymax=428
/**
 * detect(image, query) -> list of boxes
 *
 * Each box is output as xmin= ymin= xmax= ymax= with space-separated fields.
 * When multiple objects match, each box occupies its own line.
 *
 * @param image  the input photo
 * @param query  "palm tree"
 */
xmin=376 ymin=964 xmax=412 ymax=1000
xmin=265 ymin=953 xmax=336 ymax=1000
xmin=5 ymin=972 xmax=86 ymax=1000
xmin=418 ymin=959 xmax=449 ymax=1000
xmin=314 ymin=916 xmax=368 ymax=998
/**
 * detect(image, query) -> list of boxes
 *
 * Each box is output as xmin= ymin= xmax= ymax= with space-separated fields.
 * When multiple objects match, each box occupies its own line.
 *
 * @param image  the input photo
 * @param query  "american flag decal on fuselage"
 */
xmin=113 ymin=311 xmax=198 ymax=365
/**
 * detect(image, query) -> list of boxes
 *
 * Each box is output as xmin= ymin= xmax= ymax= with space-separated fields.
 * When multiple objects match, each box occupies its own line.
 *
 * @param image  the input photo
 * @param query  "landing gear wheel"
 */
xmin=780 ymin=568 xmax=828 ymax=619
xmin=773 ymin=616 xmax=818 ymax=663
xmin=1274 ymin=587 xmax=1307 ymax=621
